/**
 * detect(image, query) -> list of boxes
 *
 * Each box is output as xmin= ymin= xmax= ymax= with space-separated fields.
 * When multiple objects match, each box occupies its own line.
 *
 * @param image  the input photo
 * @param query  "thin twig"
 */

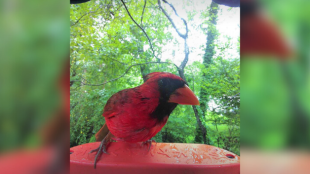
xmin=189 ymin=65 xmax=195 ymax=92
xmin=157 ymin=0 xmax=189 ymax=73
xmin=179 ymin=40 xmax=189 ymax=70
xmin=79 ymin=61 xmax=179 ymax=86
xmin=158 ymin=0 xmax=188 ymax=39
xmin=157 ymin=0 xmax=207 ymax=143
xmin=141 ymin=0 xmax=147 ymax=26
xmin=120 ymin=0 xmax=160 ymax=61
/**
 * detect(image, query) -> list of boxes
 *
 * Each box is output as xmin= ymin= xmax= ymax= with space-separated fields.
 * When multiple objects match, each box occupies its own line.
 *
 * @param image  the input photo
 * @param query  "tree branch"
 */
xmin=189 ymin=65 xmax=195 ymax=92
xmin=78 ymin=61 xmax=179 ymax=86
xmin=158 ymin=0 xmax=189 ymax=78
xmin=141 ymin=0 xmax=147 ymax=26
xmin=157 ymin=0 xmax=206 ymax=143
xmin=179 ymin=39 xmax=189 ymax=71
xmin=158 ymin=0 xmax=188 ymax=39
xmin=120 ymin=0 xmax=160 ymax=61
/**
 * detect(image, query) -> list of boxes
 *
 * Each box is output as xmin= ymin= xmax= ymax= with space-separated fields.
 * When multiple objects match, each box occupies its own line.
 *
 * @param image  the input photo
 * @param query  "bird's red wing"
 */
xmin=102 ymin=89 xmax=133 ymax=119
xmin=97 ymin=89 xmax=135 ymax=141
xmin=102 ymin=87 xmax=163 ymax=142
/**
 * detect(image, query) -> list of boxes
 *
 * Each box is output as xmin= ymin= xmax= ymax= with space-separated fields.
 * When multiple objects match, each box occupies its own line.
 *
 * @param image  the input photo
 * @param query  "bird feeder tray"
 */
xmin=70 ymin=142 xmax=240 ymax=174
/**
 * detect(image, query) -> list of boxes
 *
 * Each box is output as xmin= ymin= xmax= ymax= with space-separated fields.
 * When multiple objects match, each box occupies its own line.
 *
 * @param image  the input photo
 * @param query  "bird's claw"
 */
xmin=142 ymin=139 xmax=156 ymax=151
xmin=89 ymin=147 xmax=109 ymax=154
xmin=90 ymin=132 xmax=112 ymax=169
xmin=91 ymin=143 xmax=109 ymax=169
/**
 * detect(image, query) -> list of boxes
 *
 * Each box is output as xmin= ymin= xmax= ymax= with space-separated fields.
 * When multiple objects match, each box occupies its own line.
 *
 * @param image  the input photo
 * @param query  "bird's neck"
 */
xmin=138 ymin=82 xmax=161 ymax=99
xmin=137 ymin=83 xmax=178 ymax=122
xmin=138 ymin=83 xmax=178 ymax=122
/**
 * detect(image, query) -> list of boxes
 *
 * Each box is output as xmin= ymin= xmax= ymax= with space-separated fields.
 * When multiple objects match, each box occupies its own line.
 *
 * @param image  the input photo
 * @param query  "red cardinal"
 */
xmin=91 ymin=72 xmax=199 ymax=168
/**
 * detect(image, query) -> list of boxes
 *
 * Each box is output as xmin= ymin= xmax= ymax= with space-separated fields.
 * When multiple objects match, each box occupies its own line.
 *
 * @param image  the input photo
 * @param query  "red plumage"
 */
xmin=101 ymin=72 xmax=188 ymax=142
xmin=92 ymin=72 xmax=199 ymax=168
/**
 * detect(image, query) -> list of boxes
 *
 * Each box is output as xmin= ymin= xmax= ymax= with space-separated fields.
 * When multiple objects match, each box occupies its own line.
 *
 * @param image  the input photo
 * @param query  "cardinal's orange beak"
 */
xmin=168 ymin=85 xmax=199 ymax=105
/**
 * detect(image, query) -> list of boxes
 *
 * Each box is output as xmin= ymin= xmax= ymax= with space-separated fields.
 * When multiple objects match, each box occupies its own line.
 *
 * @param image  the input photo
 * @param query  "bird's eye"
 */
xmin=159 ymin=79 xmax=164 ymax=85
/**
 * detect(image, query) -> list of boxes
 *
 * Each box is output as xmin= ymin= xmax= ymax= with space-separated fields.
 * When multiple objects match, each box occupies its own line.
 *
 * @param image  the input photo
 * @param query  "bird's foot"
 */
xmin=89 ymin=145 xmax=109 ymax=154
xmin=89 ymin=132 xmax=112 ymax=169
xmin=142 ymin=139 xmax=156 ymax=151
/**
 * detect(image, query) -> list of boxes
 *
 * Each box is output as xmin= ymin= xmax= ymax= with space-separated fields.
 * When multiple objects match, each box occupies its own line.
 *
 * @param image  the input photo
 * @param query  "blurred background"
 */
xmin=0 ymin=0 xmax=69 ymax=174
xmin=241 ymin=0 xmax=310 ymax=173
xmin=0 ymin=0 xmax=309 ymax=174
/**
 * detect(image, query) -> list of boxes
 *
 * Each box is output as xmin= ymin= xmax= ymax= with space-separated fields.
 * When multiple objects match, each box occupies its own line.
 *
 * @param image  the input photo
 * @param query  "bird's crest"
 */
xmin=144 ymin=72 xmax=183 ymax=82
xmin=144 ymin=72 xmax=161 ymax=81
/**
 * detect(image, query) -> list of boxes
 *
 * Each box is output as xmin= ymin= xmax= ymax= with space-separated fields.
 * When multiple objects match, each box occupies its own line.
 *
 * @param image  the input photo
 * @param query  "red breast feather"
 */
xmin=103 ymin=72 xmax=186 ymax=143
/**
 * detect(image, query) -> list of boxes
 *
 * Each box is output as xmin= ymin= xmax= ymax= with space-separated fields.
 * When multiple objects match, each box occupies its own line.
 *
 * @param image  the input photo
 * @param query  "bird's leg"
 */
xmin=89 ymin=132 xmax=112 ymax=169
xmin=142 ymin=139 xmax=156 ymax=151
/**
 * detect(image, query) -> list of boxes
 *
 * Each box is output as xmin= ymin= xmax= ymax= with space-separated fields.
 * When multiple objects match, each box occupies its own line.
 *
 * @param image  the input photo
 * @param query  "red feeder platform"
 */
xmin=70 ymin=142 xmax=240 ymax=174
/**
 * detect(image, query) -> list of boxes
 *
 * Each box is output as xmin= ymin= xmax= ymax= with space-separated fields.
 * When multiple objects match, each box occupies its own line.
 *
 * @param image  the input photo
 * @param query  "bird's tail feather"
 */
xmin=95 ymin=123 xmax=110 ymax=142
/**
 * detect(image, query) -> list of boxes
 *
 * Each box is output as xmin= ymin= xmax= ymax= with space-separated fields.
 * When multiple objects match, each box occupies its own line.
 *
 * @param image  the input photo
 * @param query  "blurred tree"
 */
xmin=195 ymin=1 xmax=219 ymax=144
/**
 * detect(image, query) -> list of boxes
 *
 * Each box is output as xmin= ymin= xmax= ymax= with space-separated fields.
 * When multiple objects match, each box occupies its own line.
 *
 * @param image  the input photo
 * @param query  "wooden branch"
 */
xmin=120 ymin=0 xmax=160 ymax=61
xmin=158 ymin=0 xmax=188 ymax=39
xmin=192 ymin=105 xmax=207 ymax=144
xmin=189 ymin=65 xmax=195 ymax=92
xmin=141 ymin=0 xmax=147 ymax=26
xmin=100 ymin=56 xmax=126 ymax=65
xmin=78 ymin=61 xmax=179 ymax=86
xmin=109 ymin=57 xmax=126 ymax=65
xmin=179 ymin=40 xmax=189 ymax=71
xmin=158 ymin=0 xmax=189 ymax=77
xmin=157 ymin=0 xmax=206 ymax=144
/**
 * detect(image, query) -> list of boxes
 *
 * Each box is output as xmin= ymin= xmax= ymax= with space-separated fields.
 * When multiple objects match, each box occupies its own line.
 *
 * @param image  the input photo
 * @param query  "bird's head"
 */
xmin=143 ymin=72 xmax=199 ymax=105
